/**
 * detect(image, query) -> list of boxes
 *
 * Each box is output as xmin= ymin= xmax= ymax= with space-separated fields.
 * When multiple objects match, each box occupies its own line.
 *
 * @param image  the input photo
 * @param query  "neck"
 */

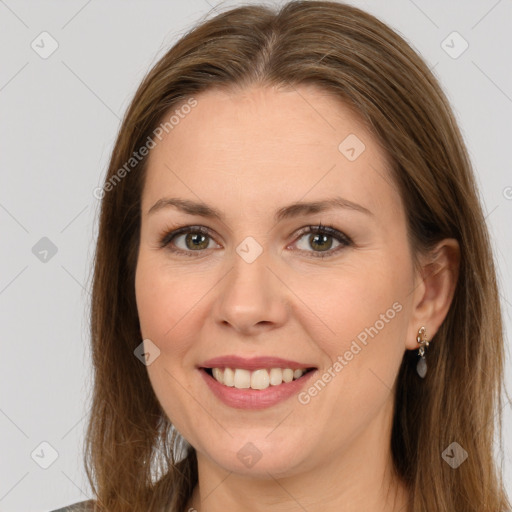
xmin=186 ymin=465 xmax=408 ymax=512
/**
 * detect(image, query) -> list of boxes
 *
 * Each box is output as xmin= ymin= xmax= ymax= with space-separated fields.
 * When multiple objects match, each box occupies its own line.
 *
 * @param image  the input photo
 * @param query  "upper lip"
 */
xmin=199 ymin=355 xmax=317 ymax=371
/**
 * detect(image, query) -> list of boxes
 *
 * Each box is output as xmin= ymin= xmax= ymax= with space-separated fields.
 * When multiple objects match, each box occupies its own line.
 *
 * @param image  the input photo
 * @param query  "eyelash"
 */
xmin=158 ymin=223 xmax=353 ymax=259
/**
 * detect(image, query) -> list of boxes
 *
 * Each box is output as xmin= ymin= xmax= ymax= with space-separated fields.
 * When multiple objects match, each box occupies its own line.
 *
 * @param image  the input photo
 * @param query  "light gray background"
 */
xmin=0 ymin=0 xmax=511 ymax=510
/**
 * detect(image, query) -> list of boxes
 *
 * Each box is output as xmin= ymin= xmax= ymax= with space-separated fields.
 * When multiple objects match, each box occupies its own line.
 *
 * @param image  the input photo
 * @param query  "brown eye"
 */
xmin=308 ymin=232 xmax=334 ymax=252
xmin=292 ymin=225 xmax=352 ymax=258
xmin=183 ymin=232 xmax=210 ymax=250
xmin=160 ymin=226 xmax=220 ymax=255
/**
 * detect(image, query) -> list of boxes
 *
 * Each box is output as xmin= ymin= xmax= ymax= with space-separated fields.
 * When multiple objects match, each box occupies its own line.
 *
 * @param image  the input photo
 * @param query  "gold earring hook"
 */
xmin=416 ymin=326 xmax=429 ymax=357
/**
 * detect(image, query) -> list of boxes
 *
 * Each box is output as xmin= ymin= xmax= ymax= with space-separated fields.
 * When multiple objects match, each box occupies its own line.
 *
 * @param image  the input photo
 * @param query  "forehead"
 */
xmin=142 ymin=84 xmax=401 ymax=220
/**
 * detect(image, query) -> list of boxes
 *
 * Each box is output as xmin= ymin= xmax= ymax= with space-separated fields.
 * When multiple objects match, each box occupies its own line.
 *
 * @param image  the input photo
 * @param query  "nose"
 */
xmin=212 ymin=248 xmax=289 ymax=336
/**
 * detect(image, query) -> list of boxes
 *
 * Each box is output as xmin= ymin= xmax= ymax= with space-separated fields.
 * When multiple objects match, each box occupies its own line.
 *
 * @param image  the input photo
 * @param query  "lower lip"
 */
xmin=199 ymin=368 xmax=317 ymax=410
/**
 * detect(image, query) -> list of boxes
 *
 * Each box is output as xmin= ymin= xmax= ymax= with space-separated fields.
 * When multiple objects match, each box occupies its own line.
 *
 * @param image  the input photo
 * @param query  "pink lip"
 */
xmin=199 ymin=355 xmax=316 ymax=371
xmin=199 ymin=367 xmax=317 ymax=410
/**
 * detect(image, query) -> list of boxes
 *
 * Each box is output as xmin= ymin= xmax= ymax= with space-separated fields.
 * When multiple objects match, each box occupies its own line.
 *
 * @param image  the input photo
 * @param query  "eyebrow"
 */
xmin=147 ymin=196 xmax=373 ymax=221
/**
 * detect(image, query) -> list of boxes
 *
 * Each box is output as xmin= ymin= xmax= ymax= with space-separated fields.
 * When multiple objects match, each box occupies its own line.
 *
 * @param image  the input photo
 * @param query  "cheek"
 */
xmin=290 ymin=259 xmax=409 ymax=406
xmin=135 ymin=254 xmax=202 ymax=350
xmin=293 ymin=261 xmax=406 ymax=349
xmin=134 ymin=256 xmax=209 ymax=433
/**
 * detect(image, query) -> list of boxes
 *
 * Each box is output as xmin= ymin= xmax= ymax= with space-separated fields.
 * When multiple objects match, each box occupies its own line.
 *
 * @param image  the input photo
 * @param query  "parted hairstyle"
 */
xmin=84 ymin=1 xmax=511 ymax=511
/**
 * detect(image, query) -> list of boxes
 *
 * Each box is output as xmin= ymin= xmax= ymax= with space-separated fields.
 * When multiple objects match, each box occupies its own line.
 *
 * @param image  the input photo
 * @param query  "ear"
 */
xmin=405 ymin=238 xmax=460 ymax=350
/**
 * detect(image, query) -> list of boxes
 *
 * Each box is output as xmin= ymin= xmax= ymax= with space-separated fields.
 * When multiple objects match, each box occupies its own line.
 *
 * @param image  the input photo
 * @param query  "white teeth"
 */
xmin=251 ymin=369 xmax=270 ymax=390
xmin=209 ymin=367 xmax=309 ymax=389
xmin=282 ymin=368 xmax=294 ymax=383
xmin=223 ymin=367 xmax=235 ymax=387
xmin=269 ymin=368 xmax=283 ymax=386
xmin=234 ymin=369 xmax=251 ymax=389
xmin=212 ymin=367 xmax=224 ymax=384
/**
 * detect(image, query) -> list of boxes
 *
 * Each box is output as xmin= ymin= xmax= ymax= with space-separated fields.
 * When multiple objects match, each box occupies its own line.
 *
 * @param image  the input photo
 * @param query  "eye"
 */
xmin=290 ymin=223 xmax=352 ymax=258
xmin=159 ymin=225 xmax=220 ymax=256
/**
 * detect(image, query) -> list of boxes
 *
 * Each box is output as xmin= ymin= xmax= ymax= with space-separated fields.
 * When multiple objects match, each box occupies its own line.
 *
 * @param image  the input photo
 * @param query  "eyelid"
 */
xmin=158 ymin=225 xmax=219 ymax=250
xmin=291 ymin=224 xmax=352 ymax=246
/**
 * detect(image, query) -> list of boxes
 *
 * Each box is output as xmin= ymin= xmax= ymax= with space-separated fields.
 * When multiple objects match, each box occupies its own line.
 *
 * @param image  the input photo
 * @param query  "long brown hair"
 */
xmin=84 ymin=2 xmax=511 ymax=510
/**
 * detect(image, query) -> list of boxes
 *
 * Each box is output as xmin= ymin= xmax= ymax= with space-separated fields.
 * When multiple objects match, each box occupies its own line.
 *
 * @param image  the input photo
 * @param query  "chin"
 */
xmin=197 ymin=431 xmax=315 ymax=478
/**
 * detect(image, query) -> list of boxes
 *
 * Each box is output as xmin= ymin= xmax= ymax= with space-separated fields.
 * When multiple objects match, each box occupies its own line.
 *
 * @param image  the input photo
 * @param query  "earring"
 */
xmin=416 ymin=326 xmax=430 ymax=378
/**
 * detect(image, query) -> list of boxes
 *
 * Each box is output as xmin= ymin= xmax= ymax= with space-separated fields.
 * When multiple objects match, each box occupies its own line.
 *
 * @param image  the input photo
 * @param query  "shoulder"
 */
xmin=49 ymin=499 xmax=96 ymax=512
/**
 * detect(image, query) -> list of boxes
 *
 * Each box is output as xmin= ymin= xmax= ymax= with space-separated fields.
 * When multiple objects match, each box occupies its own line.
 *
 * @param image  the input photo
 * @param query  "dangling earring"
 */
xmin=416 ymin=326 xmax=430 ymax=378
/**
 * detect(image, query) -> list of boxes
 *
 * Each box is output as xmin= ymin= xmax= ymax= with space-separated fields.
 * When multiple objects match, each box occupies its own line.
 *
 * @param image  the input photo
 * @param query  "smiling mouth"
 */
xmin=202 ymin=367 xmax=316 ymax=390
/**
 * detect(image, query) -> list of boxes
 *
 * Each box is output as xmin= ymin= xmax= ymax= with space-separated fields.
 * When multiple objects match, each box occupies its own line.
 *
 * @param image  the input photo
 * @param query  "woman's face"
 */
xmin=135 ymin=84 xmax=420 ymax=477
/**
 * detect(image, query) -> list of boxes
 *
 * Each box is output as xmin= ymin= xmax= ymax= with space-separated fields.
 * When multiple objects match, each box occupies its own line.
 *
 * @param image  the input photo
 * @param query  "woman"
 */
xmin=51 ymin=1 xmax=511 ymax=511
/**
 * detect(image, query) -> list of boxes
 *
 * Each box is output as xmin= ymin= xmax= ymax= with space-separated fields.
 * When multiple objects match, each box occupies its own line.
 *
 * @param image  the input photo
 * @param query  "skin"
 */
xmin=135 ymin=84 xmax=459 ymax=512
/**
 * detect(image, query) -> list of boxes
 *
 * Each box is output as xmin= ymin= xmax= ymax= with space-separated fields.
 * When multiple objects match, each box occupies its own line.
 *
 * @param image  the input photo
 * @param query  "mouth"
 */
xmin=201 ymin=366 xmax=316 ymax=390
xmin=198 ymin=355 xmax=318 ymax=409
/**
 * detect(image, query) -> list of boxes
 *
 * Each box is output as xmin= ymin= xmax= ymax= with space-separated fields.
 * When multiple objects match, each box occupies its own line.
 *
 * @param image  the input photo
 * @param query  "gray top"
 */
xmin=49 ymin=500 xmax=96 ymax=512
